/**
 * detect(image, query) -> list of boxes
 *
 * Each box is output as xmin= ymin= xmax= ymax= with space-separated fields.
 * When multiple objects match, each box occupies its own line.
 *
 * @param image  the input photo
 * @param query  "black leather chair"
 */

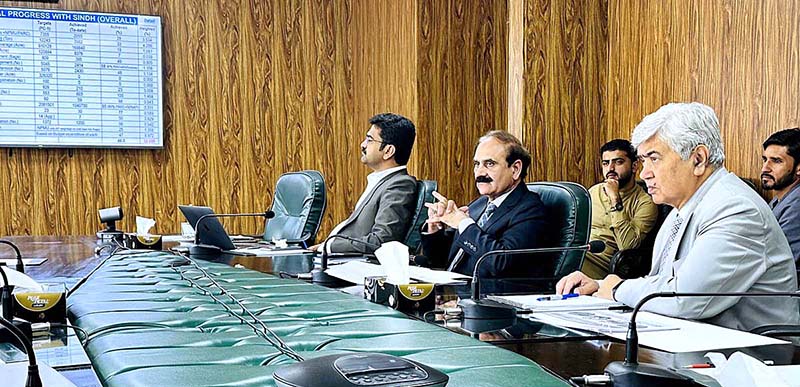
xmin=263 ymin=170 xmax=326 ymax=245
xmin=403 ymin=179 xmax=437 ymax=254
xmin=477 ymin=182 xmax=591 ymax=295
xmin=526 ymin=181 xmax=592 ymax=280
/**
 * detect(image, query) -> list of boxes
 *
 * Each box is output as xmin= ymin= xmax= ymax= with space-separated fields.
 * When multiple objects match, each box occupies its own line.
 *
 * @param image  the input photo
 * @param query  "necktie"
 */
xmin=477 ymin=202 xmax=497 ymax=229
xmin=654 ymin=214 xmax=684 ymax=273
xmin=448 ymin=202 xmax=497 ymax=272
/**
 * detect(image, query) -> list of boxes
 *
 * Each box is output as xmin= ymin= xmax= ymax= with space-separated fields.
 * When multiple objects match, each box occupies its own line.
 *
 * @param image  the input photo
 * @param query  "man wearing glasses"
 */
xmin=313 ymin=113 xmax=418 ymax=254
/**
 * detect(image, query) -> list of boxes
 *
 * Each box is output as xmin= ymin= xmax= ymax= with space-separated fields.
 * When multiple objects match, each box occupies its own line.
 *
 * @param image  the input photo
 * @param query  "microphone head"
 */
xmin=588 ymin=240 xmax=606 ymax=253
xmin=264 ymin=210 xmax=276 ymax=219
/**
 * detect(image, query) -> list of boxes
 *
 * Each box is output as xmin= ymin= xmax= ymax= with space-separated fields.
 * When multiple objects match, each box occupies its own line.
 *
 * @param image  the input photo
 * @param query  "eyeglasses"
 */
xmin=364 ymin=136 xmax=386 ymax=146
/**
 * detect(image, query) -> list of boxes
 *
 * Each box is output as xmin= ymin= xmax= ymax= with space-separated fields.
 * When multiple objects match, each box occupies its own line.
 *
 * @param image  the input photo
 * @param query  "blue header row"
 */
xmin=0 ymin=8 xmax=143 ymax=25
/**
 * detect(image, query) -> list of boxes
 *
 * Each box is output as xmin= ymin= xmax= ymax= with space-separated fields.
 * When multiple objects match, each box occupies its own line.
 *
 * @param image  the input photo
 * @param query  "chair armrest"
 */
xmin=750 ymin=325 xmax=800 ymax=338
xmin=609 ymin=248 xmax=652 ymax=279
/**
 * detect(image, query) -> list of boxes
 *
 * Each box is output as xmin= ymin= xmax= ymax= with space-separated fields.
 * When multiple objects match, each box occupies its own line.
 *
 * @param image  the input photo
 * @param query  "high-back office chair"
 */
xmin=526 ymin=181 xmax=592 ymax=280
xmin=263 ymin=170 xmax=327 ymax=245
xmin=403 ymin=180 xmax=438 ymax=253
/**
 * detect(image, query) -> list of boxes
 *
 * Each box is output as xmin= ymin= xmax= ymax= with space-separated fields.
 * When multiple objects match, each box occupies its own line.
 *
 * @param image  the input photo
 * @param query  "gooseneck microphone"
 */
xmin=194 ymin=210 xmax=276 ymax=246
xmin=458 ymin=241 xmax=606 ymax=320
xmin=0 ymin=315 xmax=42 ymax=387
xmin=0 ymin=239 xmax=25 ymax=273
xmin=311 ymin=234 xmax=381 ymax=287
xmin=0 ymin=264 xmax=12 ymax=320
xmin=603 ymin=290 xmax=800 ymax=387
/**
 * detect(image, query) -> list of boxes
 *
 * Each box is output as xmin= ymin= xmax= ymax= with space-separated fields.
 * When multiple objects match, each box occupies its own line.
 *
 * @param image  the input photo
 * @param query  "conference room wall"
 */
xmin=607 ymin=0 xmax=800 ymax=195
xmin=0 ymin=0 xmax=508 ymax=236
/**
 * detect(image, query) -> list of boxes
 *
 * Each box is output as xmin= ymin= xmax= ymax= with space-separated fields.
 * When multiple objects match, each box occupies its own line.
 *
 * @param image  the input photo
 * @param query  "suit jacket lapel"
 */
xmin=479 ymin=183 xmax=525 ymax=231
xmin=340 ymin=169 xmax=407 ymax=228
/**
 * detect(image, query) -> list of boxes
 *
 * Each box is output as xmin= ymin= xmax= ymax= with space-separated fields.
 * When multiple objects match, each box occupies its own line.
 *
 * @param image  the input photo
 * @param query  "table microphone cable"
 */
xmin=170 ymin=253 xmax=305 ymax=362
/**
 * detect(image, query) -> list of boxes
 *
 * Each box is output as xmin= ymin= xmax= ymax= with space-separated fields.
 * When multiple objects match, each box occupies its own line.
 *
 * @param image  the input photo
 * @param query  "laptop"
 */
xmin=178 ymin=205 xmax=237 ymax=251
xmin=177 ymin=205 xmax=310 ymax=256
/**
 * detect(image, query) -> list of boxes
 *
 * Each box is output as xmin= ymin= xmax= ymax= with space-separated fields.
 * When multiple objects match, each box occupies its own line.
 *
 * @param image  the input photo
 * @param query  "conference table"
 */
xmin=2 ymin=235 xmax=798 ymax=386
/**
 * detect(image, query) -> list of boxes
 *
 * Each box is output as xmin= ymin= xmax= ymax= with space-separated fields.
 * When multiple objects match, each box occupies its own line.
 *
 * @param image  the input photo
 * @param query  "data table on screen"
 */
xmin=0 ymin=8 xmax=163 ymax=148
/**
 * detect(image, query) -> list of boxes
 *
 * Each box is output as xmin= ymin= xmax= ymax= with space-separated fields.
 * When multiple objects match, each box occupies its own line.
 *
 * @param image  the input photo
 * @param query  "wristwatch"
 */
xmin=612 ymin=280 xmax=626 ymax=301
xmin=610 ymin=201 xmax=623 ymax=212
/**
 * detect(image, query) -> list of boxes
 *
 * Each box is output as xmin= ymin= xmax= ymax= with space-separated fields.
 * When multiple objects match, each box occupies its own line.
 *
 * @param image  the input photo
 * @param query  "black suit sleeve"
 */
xmin=419 ymin=226 xmax=456 ymax=269
xmin=454 ymin=197 xmax=549 ymax=277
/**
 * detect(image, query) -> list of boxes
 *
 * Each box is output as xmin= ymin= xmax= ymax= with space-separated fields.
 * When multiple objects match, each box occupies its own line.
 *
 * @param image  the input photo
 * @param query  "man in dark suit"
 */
xmin=420 ymin=131 xmax=549 ymax=279
xmin=312 ymin=113 xmax=418 ymax=254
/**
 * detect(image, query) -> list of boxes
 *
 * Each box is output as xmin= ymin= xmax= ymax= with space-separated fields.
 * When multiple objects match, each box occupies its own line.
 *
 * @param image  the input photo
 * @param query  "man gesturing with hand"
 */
xmin=419 ymin=131 xmax=550 ymax=280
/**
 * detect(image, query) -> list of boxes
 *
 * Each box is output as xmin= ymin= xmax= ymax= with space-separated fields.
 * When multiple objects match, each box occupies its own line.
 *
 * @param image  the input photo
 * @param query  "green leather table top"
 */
xmin=68 ymin=250 xmax=569 ymax=387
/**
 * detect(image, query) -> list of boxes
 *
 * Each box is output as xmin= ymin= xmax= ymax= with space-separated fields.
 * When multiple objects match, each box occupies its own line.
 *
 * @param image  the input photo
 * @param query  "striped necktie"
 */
xmin=654 ymin=214 xmax=684 ymax=273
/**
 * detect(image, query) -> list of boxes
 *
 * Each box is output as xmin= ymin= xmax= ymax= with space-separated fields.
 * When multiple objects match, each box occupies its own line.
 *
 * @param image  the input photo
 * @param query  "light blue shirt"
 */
xmin=770 ymin=182 xmax=800 ymax=264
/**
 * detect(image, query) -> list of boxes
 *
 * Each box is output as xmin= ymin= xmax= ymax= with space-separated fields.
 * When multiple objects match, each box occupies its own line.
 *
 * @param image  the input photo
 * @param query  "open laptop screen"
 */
xmin=178 ymin=205 xmax=236 ymax=251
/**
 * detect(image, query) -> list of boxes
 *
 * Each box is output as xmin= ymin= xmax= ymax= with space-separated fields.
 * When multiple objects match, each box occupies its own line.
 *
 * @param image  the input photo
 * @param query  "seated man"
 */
xmin=582 ymin=139 xmax=658 ymax=278
xmin=420 ymin=131 xmax=549 ymax=279
xmin=761 ymin=128 xmax=800 ymax=264
xmin=557 ymin=102 xmax=799 ymax=331
xmin=314 ymin=113 xmax=418 ymax=254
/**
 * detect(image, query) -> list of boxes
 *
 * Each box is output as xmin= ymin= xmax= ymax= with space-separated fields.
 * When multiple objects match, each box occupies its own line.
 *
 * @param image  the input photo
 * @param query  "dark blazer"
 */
xmin=420 ymin=182 xmax=550 ymax=279
xmin=329 ymin=169 xmax=418 ymax=254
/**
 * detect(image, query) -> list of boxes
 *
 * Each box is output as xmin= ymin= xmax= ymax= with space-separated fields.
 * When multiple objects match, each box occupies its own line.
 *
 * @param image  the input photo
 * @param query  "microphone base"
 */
xmin=605 ymin=361 xmax=703 ymax=387
xmin=458 ymin=298 xmax=517 ymax=321
xmin=187 ymin=244 xmax=223 ymax=260
xmin=309 ymin=269 xmax=351 ymax=288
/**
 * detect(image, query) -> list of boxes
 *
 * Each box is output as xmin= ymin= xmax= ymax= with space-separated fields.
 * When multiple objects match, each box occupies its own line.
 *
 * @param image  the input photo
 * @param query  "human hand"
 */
xmin=555 ymin=271 xmax=599 ymax=295
xmin=595 ymin=274 xmax=623 ymax=300
xmin=425 ymin=191 xmax=469 ymax=231
xmin=424 ymin=191 xmax=449 ymax=233
xmin=602 ymin=179 xmax=621 ymax=205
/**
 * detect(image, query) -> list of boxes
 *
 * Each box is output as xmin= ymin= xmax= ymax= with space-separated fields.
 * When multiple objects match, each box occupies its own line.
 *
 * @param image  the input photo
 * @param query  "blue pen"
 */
xmin=537 ymin=293 xmax=579 ymax=301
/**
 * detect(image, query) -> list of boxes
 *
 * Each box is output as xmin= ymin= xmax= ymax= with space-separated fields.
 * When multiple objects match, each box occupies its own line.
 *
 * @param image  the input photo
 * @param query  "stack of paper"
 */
xmin=486 ymin=294 xmax=622 ymax=311
xmin=325 ymin=261 xmax=470 ymax=285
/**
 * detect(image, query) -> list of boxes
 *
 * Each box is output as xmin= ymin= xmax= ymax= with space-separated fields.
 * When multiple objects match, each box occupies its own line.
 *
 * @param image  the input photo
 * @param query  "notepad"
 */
xmin=486 ymin=294 xmax=623 ymax=312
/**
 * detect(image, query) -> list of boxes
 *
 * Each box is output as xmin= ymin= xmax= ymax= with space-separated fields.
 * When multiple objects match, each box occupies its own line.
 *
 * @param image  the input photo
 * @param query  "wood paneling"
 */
xmin=415 ymin=0 xmax=508 ymax=206
xmin=521 ymin=0 xmax=608 ymax=188
xmin=0 ymin=0 xmax=511 ymax=236
xmin=608 ymin=0 xmax=800 ymax=193
xmin=0 ymin=0 xmax=359 ymax=236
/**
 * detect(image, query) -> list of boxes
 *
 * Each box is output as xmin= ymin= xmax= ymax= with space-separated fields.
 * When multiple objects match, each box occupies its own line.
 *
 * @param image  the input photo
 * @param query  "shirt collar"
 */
xmin=367 ymin=165 xmax=406 ymax=184
xmin=488 ymin=184 xmax=515 ymax=208
xmin=772 ymin=180 xmax=800 ymax=205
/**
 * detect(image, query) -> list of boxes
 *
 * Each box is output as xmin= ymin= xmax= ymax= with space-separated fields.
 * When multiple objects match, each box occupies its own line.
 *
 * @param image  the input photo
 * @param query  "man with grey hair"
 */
xmin=557 ymin=102 xmax=798 ymax=332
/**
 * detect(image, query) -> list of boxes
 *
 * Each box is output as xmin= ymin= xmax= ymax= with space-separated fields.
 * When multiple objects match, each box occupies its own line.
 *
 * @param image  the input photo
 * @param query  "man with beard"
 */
xmin=582 ymin=139 xmax=658 ymax=278
xmin=419 ymin=131 xmax=549 ymax=280
xmin=312 ymin=113 xmax=418 ymax=254
xmin=761 ymin=128 xmax=800 ymax=264
xmin=557 ymin=102 xmax=797 ymax=332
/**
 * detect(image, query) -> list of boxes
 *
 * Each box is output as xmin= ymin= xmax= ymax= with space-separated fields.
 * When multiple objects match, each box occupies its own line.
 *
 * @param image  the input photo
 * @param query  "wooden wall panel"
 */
xmin=415 ymin=0 xmax=508 ymax=206
xmin=0 ymin=0 xmax=359 ymax=236
xmin=608 ymin=0 xmax=800 ymax=194
xmin=522 ymin=0 xmax=608 ymax=188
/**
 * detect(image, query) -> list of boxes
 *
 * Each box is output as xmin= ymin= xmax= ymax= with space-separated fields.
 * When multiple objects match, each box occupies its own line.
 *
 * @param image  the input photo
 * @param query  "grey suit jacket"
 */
xmin=771 ymin=183 xmax=800 ymax=265
xmin=329 ymin=169 xmax=417 ymax=254
xmin=615 ymin=168 xmax=799 ymax=331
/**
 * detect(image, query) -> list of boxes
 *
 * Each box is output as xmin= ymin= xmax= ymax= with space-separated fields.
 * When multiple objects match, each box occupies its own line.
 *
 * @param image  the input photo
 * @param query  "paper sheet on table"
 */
xmin=325 ymin=261 xmax=470 ymax=285
xmin=487 ymin=294 xmax=622 ymax=311
xmin=226 ymin=247 xmax=311 ymax=256
xmin=686 ymin=351 xmax=800 ymax=387
xmin=0 ymin=258 xmax=47 ymax=266
xmin=162 ymin=235 xmax=193 ymax=242
xmin=528 ymin=310 xmax=788 ymax=352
